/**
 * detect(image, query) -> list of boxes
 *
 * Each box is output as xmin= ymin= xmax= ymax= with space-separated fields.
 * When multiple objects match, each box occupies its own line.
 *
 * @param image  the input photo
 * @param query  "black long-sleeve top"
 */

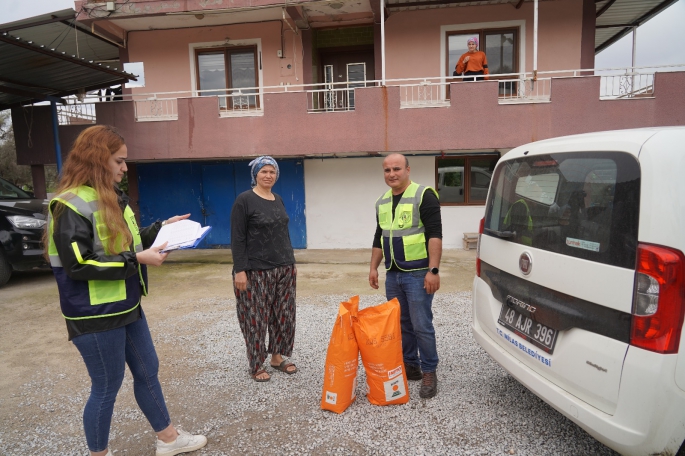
xmin=51 ymin=187 xmax=161 ymax=339
xmin=230 ymin=190 xmax=296 ymax=273
xmin=373 ymin=188 xmax=442 ymax=271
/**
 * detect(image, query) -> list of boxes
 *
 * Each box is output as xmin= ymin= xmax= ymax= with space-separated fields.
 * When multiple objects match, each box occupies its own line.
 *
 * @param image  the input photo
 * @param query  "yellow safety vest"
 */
xmin=48 ymin=186 xmax=147 ymax=319
xmin=376 ymin=182 xmax=437 ymax=271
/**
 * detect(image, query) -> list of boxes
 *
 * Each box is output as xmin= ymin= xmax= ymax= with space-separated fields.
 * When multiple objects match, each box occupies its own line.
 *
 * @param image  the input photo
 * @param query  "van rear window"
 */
xmin=484 ymin=152 xmax=640 ymax=269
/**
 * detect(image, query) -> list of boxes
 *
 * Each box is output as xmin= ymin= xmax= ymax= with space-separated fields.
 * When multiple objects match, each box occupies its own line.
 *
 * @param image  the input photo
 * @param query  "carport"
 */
xmin=0 ymin=9 xmax=136 ymax=198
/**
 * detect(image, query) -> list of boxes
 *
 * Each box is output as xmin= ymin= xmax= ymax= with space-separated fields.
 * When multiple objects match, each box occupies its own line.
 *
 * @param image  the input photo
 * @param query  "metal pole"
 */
xmin=50 ymin=101 xmax=63 ymax=173
xmin=533 ymin=0 xmax=538 ymax=80
xmin=381 ymin=0 xmax=386 ymax=85
xmin=631 ymin=26 xmax=637 ymax=95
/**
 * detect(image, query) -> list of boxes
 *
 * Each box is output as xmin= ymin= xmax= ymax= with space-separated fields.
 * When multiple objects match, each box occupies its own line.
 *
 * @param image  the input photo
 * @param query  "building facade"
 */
xmin=10 ymin=0 xmax=685 ymax=248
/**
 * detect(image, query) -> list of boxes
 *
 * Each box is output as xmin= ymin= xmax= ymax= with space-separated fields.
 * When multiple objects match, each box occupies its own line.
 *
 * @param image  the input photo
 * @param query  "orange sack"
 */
xmin=321 ymin=296 xmax=360 ymax=414
xmin=354 ymin=298 xmax=409 ymax=406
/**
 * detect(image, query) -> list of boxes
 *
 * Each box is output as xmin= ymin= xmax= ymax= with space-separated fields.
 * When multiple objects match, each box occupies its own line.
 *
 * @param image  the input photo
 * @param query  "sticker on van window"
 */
xmin=566 ymin=237 xmax=600 ymax=252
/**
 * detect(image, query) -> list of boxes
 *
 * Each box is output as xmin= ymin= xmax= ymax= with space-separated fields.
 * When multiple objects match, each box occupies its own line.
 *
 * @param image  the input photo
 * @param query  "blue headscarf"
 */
xmin=248 ymin=155 xmax=280 ymax=187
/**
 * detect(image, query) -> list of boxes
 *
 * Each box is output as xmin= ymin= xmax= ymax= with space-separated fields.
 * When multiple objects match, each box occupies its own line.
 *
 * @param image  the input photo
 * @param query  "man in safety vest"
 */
xmin=369 ymin=153 xmax=443 ymax=399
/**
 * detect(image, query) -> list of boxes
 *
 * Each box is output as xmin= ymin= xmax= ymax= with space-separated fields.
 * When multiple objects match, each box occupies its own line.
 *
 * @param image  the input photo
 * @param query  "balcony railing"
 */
xmin=398 ymin=80 xmax=451 ymax=108
xmin=57 ymin=102 xmax=96 ymax=125
xmin=599 ymin=73 xmax=655 ymax=99
xmin=217 ymin=90 xmax=261 ymax=117
xmin=134 ymin=97 xmax=178 ymax=121
xmin=50 ymin=64 xmax=684 ymax=122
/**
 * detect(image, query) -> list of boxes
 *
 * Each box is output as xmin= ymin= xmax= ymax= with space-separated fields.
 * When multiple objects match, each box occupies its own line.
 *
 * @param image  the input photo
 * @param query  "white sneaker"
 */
xmin=155 ymin=429 xmax=207 ymax=456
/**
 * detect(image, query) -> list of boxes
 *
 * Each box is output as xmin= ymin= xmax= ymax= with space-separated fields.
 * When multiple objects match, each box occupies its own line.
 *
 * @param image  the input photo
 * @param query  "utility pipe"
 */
xmin=50 ymin=101 xmax=63 ymax=173
xmin=631 ymin=26 xmax=637 ymax=70
xmin=631 ymin=26 xmax=637 ymax=94
xmin=533 ymin=0 xmax=538 ymax=80
xmin=381 ymin=0 xmax=386 ymax=85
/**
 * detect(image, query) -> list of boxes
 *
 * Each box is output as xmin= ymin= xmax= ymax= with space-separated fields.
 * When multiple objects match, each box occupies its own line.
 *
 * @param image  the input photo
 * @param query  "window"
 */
xmin=484 ymin=152 xmax=641 ymax=268
xmin=447 ymin=28 xmax=518 ymax=96
xmin=195 ymin=46 xmax=259 ymax=110
xmin=436 ymin=155 xmax=499 ymax=205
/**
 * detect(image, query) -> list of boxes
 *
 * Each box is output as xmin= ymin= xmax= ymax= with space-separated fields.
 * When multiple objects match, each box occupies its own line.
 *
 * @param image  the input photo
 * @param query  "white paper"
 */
xmin=152 ymin=219 xmax=205 ymax=251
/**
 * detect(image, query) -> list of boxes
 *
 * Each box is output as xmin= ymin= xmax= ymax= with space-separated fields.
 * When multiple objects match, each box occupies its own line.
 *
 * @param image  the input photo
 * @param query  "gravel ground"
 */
xmin=0 ymin=291 xmax=617 ymax=455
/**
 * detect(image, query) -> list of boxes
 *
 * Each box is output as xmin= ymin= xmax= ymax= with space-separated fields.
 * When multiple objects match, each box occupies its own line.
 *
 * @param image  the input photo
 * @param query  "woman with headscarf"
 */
xmin=454 ymin=36 xmax=489 ymax=81
xmin=230 ymin=156 xmax=297 ymax=382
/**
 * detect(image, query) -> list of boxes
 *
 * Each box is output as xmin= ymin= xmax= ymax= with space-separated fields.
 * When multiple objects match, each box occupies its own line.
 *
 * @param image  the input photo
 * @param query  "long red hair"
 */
xmin=46 ymin=125 xmax=132 ymax=255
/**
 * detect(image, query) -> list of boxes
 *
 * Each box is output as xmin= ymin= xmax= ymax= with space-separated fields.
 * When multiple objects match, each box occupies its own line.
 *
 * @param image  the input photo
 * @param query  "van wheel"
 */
xmin=0 ymin=250 xmax=12 ymax=287
xmin=677 ymin=439 xmax=685 ymax=456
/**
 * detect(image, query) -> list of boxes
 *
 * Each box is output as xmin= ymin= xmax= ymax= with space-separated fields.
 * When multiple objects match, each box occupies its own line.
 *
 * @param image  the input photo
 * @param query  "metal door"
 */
xmin=136 ymin=160 xmax=307 ymax=249
xmin=200 ymin=163 xmax=234 ymax=246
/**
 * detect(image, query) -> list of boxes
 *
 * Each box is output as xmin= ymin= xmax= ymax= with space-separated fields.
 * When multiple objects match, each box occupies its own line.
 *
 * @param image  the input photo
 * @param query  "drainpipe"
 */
xmin=50 ymin=100 xmax=63 ymax=173
xmin=381 ymin=0 xmax=386 ymax=85
xmin=533 ymin=0 xmax=538 ymax=81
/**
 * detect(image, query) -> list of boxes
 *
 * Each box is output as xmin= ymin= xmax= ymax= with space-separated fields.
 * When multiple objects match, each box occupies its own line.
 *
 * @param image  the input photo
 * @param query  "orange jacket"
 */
xmin=455 ymin=51 xmax=489 ymax=78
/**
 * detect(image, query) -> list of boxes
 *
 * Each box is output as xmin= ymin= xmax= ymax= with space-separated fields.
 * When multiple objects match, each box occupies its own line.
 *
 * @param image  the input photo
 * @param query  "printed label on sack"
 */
xmin=325 ymin=391 xmax=338 ymax=405
xmin=387 ymin=365 xmax=403 ymax=379
xmin=383 ymin=377 xmax=406 ymax=401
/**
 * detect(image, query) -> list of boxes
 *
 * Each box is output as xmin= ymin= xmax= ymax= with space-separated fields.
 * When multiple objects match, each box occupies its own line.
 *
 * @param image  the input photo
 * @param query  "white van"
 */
xmin=472 ymin=127 xmax=685 ymax=456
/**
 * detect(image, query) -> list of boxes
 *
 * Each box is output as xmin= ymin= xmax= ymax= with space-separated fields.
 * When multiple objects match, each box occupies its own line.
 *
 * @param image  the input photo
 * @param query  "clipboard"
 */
xmin=152 ymin=219 xmax=212 ymax=252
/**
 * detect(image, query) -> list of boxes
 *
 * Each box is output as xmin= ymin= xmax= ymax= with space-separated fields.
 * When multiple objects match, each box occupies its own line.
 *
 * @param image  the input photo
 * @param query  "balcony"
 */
xmin=56 ymin=64 xmax=672 ymax=127
xmin=15 ymin=64 xmax=684 ymax=165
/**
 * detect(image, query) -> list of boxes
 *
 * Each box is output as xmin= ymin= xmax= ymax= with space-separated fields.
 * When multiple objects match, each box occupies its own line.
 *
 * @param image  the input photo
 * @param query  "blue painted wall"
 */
xmin=136 ymin=160 xmax=306 ymax=248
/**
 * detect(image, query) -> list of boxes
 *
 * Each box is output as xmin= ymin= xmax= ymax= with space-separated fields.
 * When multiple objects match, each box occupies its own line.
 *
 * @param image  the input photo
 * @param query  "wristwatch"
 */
xmin=429 ymin=267 xmax=439 ymax=275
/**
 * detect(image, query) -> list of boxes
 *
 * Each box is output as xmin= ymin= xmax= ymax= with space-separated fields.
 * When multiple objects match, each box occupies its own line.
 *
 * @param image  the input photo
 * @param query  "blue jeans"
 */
xmin=385 ymin=270 xmax=439 ymax=373
xmin=72 ymin=311 xmax=171 ymax=452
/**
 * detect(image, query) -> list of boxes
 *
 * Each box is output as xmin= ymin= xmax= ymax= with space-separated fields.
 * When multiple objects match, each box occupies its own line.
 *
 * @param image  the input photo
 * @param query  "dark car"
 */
xmin=0 ymin=177 xmax=49 ymax=286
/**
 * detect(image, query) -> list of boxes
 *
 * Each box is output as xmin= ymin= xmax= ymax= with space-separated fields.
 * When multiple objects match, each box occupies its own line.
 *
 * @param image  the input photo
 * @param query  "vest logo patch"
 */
xmin=398 ymin=211 xmax=411 ymax=228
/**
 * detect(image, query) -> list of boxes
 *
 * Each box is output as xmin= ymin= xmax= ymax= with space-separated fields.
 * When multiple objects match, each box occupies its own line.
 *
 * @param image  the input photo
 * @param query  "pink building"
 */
xmin=10 ymin=0 xmax=685 ymax=249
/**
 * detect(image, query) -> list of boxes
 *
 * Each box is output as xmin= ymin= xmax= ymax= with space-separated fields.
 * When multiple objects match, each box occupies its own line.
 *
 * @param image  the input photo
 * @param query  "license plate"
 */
xmin=497 ymin=301 xmax=558 ymax=353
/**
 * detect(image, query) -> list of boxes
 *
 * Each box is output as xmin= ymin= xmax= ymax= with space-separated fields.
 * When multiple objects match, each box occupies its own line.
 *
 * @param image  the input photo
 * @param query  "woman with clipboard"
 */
xmin=44 ymin=125 xmax=206 ymax=456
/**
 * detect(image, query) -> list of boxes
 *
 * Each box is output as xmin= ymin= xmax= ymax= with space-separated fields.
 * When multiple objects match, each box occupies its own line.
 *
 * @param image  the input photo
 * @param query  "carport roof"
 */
xmin=0 ymin=9 xmax=135 ymax=110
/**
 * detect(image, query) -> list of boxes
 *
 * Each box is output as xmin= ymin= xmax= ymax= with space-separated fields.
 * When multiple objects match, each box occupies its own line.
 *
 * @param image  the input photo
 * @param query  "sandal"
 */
xmin=270 ymin=360 xmax=298 ymax=375
xmin=251 ymin=369 xmax=271 ymax=382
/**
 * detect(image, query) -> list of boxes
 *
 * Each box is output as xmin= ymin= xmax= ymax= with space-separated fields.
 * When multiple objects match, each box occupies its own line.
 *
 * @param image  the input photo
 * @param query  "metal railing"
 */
xmin=399 ymin=79 xmax=450 ymax=108
xmin=599 ymin=73 xmax=655 ymax=99
xmin=217 ymin=90 xmax=262 ymax=117
xmin=43 ymin=63 xmax=684 ymax=122
xmin=134 ymin=98 xmax=178 ymax=121
xmin=499 ymin=78 xmax=552 ymax=104
xmin=306 ymin=80 xmax=379 ymax=112
xmin=57 ymin=102 xmax=96 ymax=125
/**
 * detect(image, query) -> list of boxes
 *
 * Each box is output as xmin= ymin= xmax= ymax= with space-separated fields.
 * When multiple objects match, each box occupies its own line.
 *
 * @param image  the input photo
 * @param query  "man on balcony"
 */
xmin=369 ymin=153 xmax=443 ymax=399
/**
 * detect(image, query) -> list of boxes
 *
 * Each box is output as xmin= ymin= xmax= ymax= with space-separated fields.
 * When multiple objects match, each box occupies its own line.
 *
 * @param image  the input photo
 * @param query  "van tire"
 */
xmin=0 ymin=249 xmax=12 ymax=287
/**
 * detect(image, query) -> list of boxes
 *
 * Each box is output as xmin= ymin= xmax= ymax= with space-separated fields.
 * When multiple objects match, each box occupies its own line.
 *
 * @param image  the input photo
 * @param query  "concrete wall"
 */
xmin=304 ymin=155 xmax=485 ymax=249
xmin=126 ymin=21 xmax=304 ymax=94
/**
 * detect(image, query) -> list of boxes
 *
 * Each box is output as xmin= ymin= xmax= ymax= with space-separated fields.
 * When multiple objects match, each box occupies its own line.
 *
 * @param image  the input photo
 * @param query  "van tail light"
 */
xmin=630 ymin=243 xmax=685 ymax=354
xmin=476 ymin=217 xmax=485 ymax=277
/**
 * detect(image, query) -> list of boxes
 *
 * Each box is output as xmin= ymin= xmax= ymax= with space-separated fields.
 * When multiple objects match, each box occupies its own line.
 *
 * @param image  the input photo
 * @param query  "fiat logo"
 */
xmin=519 ymin=252 xmax=532 ymax=275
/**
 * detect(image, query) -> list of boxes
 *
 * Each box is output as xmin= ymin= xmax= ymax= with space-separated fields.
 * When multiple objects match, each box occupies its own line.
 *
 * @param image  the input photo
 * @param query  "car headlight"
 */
xmin=6 ymin=215 xmax=47 ymax=229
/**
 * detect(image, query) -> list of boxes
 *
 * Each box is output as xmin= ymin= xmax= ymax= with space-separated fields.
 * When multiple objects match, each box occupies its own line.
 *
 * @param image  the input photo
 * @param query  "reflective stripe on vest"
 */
xmin=375 ymin=182 xmax=437 ymax=271
xmin=48 ymin=186 xmax=147 ymax=318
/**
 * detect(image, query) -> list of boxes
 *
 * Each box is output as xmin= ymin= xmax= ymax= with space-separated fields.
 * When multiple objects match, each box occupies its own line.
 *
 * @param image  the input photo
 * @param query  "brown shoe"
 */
xmin=419 ymin=371 xmax=438 ymax=398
